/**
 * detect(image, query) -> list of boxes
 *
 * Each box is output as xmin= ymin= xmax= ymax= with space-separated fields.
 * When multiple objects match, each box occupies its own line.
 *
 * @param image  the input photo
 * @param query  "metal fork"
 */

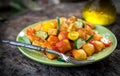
xmin=0 ymin=39 xmax=94 ymax=64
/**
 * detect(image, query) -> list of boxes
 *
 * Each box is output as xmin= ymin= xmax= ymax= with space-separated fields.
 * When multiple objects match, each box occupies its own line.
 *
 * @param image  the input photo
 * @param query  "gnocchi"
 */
xmin=25 ymin=16 xmax=112 ymax=60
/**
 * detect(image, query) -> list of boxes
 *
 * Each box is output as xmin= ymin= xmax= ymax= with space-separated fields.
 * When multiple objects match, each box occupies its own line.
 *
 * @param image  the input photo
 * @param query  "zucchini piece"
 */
xmin=74 ymin=20 xmax=85 ymax=28
xmin=86 ymin=35 xmax=94 ymax=43
xmin=56 ymin=17 xmax=60 ymax=31
xmin=35 ymin=30 xmax=48 ymax=40
xmin=74 ymin=38 xmax=86 ymax=49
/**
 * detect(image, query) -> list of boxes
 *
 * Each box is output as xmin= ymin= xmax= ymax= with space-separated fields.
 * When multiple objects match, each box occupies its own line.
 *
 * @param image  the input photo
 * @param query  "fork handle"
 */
xmin=0 ymin=39 xmax=61 ymax=55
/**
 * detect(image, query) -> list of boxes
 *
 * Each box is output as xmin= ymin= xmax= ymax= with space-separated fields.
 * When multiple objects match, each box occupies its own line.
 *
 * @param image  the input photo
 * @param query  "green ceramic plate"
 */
xmin=16 ymin=21 xmax=117 ymax=67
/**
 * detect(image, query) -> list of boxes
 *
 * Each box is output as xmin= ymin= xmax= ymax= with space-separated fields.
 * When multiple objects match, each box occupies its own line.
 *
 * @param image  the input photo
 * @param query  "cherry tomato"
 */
xmin=101 ymin=37 xmax=112 ymax=47
xmin=68 ymin=31 xmax=79 ymax=41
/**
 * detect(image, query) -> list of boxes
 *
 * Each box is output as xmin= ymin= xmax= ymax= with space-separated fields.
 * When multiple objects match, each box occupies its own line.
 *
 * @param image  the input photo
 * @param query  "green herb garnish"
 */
xmin=56 ymin=17 xmax=60 ymax=31
xmin=86 ymin=35 xmax=94 ymax=43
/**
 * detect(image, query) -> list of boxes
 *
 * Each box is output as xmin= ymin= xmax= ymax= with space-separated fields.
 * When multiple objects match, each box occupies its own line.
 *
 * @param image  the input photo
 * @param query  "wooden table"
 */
xmin=0 ymin=0 xmax=120 ymax=76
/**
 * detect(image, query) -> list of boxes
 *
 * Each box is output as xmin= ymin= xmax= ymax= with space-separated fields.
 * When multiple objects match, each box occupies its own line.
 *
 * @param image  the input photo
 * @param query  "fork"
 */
xmin=0 ymin=39 xmax=94 ymax=64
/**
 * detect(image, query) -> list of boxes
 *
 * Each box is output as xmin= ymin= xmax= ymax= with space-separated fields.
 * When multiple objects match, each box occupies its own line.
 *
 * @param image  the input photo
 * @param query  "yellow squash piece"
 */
xmin=41 ymin=21 xmax=56 ymax=32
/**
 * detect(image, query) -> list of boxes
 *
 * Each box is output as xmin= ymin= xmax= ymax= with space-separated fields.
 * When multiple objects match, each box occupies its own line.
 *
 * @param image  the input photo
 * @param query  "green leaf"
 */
xmin=18 ymin=36 xmax=31 ymax=44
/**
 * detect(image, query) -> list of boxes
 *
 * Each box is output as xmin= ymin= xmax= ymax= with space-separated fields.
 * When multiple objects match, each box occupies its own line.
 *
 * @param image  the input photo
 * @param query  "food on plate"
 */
xmin=25 ymin=16 xmax=112 ymax=60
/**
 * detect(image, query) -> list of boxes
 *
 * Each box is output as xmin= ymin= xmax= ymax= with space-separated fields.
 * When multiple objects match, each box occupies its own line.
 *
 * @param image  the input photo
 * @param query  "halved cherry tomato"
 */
xmin=101 ymin=37 xmax=112 ymax=47
xmin=68 ymin=31 xmax=79 ymax=41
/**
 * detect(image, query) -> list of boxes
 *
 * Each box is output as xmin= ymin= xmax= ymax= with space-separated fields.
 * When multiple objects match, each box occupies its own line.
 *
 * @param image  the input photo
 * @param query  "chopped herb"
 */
xmin=57 ymin=58 xmax=65 ymax=62
xmin=86 ymin=35 xmax=94 ymax=43
xmin=56 ymin=17 xmax=60 ymax=31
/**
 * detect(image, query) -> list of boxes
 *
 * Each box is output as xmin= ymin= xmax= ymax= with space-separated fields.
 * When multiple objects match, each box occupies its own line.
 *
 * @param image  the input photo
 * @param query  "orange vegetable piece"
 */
xmin=45 ymin=52 xmax=58 ymax=60
xmin=26 ymin=27 xmax=36 ymax=36
xmin=82 ymin=43 xmax=95 ymax=56
xmin=56 ymin=39 xmax=71 ymax=53
xmin=58 ymin=31 xmax=68 ymax=40
xmin=91 ymin=40 xmax=105 ymax=53
xmin=26 ymin=27 xmax=36 ymax=41
xmin=77 ymin=28 xmax=87 ymax=39
xmin=93 ymin=34 xmax=103 ymax=41
xmin=84 ymin=24 xmax=94 ymax=35
xmin=34 ymin=24 xmax=42 ymax=31
xmin=72 ymin=49 xmax=87 ymax=60
xmin=47 ymin=35 xmax=59 ymax=46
